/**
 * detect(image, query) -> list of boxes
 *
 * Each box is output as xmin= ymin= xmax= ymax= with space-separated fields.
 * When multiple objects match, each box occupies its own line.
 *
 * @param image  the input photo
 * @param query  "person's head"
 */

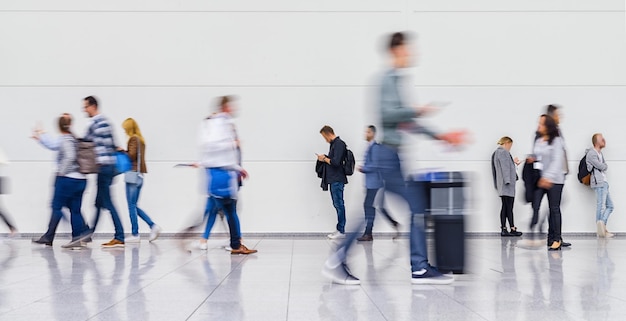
xmin=319 ymin=125 xmax=336 ymax=143
xmin=537 ymin=114 xmax=559 ymax=144
xmin=216 ymin=95 xmax=237 ymax=116
xmin=388 ymin=32 xmax=413 ymax=68
xmin=592 ymin=133 xmax=606 ymax=149
xmin=365 ymin=125 xmax=376 ymax=142
xmin=546 ymin=104 xmax=561 ymax=125
xmin=83 ymin=96 xmax=99 ymax=118
xmin=122 ymin=118 xmax=146 ymax=144
xmin=58 ymin=113 xmax=73 ymax=134
xmin=497 ymin=136 xmax=513 ymax=151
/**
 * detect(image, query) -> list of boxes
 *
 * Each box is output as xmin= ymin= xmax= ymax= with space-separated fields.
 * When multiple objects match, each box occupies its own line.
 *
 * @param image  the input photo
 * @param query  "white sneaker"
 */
xmin=322 ymin=262 xmax=361 ymax=285
xmin=327 ymin=231 xmax=346 ymax=239
xmin=597 ymin=221 xmax=606 ymax=238
xmin=191 ymin=240 xmax=208 ymax=250
xmin=149 ymin=225 xmax=162 ymax=242
xmin=126 ymin=235 xmax=141 ymax=243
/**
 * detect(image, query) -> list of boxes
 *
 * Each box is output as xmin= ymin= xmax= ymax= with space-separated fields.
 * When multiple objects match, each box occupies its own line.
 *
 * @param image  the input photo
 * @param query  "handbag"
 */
xmin=124 ymin=136 xmax=143 ymax=185
xmin=115 ymin=151 xmax=132 ymax=174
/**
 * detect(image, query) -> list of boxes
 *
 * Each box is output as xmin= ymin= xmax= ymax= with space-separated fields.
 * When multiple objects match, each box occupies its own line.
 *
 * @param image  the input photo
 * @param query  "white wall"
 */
xmin=0 ymin=0 xmax=625 ymax=235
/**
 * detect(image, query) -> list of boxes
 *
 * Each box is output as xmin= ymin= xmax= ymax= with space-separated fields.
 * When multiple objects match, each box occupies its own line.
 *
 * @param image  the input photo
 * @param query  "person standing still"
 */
xmin=491 ymin=136 xmax=522 ymax=237
xmin=317 ymin=125 xmax=349 ymax=240
xmin=586 ymin=133 xmax=614 ymax=238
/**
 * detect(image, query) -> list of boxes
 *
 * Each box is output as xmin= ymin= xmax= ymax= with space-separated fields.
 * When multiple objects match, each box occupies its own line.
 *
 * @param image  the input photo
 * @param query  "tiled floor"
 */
xmin=0 ymin=235 xmax=622 ymax=321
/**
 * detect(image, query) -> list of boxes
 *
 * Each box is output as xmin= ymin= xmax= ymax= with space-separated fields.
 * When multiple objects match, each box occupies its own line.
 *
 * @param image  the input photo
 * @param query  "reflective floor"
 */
xmin=0 ymin=235 xmax=622 ymax=321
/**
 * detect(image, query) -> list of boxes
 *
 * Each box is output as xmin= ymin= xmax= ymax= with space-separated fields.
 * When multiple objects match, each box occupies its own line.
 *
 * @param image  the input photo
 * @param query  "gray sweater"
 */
xmin=533 ymin=136 xmax=566 ymax=185
xmin=586 ymin=148 xmax=608 ymax=188
xmin=57 ymin=134 xmax=80 ymax=177
xmin=493 ymin=146 xmax=517 ymax=197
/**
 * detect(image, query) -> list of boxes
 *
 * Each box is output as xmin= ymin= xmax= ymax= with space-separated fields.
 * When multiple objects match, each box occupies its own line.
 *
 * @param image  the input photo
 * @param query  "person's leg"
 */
xmin=363 ymin=189 xmax=377 ymax=235
xmin=100 ymin=165 xmax=124 ymax=242
xmin=219 ymin=198 xmax=241 ymax=250
xmin=133 ymin=181 xmax=155 ymax=227
xmin=376 ymin=189 xmax=398 ymax=226
xmin=546 ymin=184 xmax=564 ymax=246
xmin=202 ymin=197 xmax=218 ymax=240
xmin=504 ymin=196 xmax=515 ymax=228
xmin=329 ymin=182 xmax=346 ymax=233
xmin=500 ymin=196 xmax=508 ymax=230
xmin=0 ymin=199 xmax=17 ymax=232
xmin=40 ymin=177 xmax=67 ymax=242
xmin=530 ymin=188 xmax=546 ymax=232
xmin=67 ymin=178 xmax=89 ymax=238
xmin=126 ymin=182 xmax=140 ymax=236
xmin=602 ymin=182 xmax=614 ymax=225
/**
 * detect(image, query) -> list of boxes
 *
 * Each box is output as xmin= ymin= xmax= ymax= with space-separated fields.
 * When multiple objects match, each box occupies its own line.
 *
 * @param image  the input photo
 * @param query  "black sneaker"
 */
xmin=501 ymin=229 xmax=511 ymax=237
xmin=509 ymin=228 xmax=523 ymax=237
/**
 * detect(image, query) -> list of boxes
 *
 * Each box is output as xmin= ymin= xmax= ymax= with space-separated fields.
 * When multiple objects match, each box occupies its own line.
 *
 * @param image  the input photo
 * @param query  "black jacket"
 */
xmin=316 ymin=136 xmax=348 ymax=190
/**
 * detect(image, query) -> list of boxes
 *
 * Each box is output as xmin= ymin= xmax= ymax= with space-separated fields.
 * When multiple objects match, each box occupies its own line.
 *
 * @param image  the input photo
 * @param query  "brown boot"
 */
xmin=357 ymin=234 xmax=373 ymax=242
xmin=231 ymin=244 xmax=258 ymax=255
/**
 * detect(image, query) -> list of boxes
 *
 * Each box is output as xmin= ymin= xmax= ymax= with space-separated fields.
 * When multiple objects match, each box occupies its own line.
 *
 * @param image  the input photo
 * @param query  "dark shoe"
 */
xmin=32 ymin=237 xmax=52 ymax=246
xmin=548 ymin=240 xmax=562 ymax=251
xmin=357 ymin=234 xmax=373 ymax=242
xmin=561 ymin=240 xmax=572 ymax=247
xmin=509 ymin=227 xmax=523 ymax=237
xmin=231 ymin=244 xmax=258 ymax=255
xmin=500 ymin=229 xmax=511 ymax=237
xmin=411 ymin=265 xmax=454 ymax=285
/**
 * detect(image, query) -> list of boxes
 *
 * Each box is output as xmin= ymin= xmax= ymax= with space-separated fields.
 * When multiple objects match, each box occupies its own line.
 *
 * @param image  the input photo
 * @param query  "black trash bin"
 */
xmin=423 ymin=171 xmax=466 ymax=274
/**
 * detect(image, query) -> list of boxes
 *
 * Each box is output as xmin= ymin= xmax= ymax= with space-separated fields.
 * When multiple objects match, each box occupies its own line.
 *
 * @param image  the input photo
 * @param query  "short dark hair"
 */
xmin=84 ymin=96 xmax=98 ymax=108
xmin=367 ymin=125 xmax=376 ymax=133
xmin=319 ymin=125 xmax=334 ymax=135
xmin=546 ymin=104 xmax=559 ymax=116
xmin=389 ymin=32 xmax=408 ymax=50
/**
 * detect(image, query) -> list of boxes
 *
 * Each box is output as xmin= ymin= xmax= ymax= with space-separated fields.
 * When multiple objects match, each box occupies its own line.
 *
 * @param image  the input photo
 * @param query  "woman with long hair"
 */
xmin=531 ymin=114 xmax=566 ymax=250
xmin=121 ymin=118 xmax=161 ymax=242
xmin=492 ymin=136 xmax=522 ymax=237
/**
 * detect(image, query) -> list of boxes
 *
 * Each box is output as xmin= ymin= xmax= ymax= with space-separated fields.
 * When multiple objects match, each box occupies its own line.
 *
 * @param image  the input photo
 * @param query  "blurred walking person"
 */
xmin=0 ymin=147 xmax=18 ymax=237
xmin=120 ymin=118 xmax=161 ymax=243
xmin=31 ymin=114 xmax=90 ymax=247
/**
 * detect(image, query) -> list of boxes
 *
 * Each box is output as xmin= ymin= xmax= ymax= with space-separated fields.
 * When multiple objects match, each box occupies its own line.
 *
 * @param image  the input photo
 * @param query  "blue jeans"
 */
xmin=378 ymin=144 xmax=428 ymax=271
xmin=42 ymin=176 xmax=89 ymax=241
xmin=93 ymin=164 xmax=124 ymax=242
xmin=126 ymin=180 xmax=154 ymax=236
xmin=593 ymin=181 xmax=614 ymax=224
xmin=201 ymin=196 xmax=219 ymax=239
xmin=213 ymin=197 xmax=242 ymax=249
xmin=330 ymin=182 xmax=346 ymax=233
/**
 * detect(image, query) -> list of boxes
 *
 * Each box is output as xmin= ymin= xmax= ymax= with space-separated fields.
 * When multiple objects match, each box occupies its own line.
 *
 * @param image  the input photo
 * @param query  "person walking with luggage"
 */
xmin=586 ymin=133 xmax=614 ymax=238
xmin=31 ymin=114 xmax=90 ymax=247
xmin=120 ymin=118 xmax=161 ymax=243
xmin=357 ymin=125 xmax=398 ymax=242
xmin=491 ymin=136 xmax=522 ymax=237
xmin=322 ymin=32 xmax=465 ymax=285
xmin=0 ymin=147 xmax=18 ymax=238
xmin=317 ymin=125 xmax=349 ymax=240
xmin=529 ymin=114 xmax=566 ymax=251
xmin=81 ymin=96 xmax=125 ymax=248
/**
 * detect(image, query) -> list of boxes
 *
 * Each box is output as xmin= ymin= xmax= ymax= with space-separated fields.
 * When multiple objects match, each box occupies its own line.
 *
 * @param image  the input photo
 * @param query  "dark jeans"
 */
xmin=92 ymin=164 xmax=124 ymax=242
xmin=330 ymin=182 xmax=346 ymax=233
xmin=363 ymin=188 xmax=395 ymax=235
xmin=213 ymin=197 xmax=242 ymax=250
xmin=42 ymin=176 xmax=89 ymax=241
xmin=500 ymin=196 xmax=515 ymax=229
xmin=531 ymin=184 xmax=563 ymax=244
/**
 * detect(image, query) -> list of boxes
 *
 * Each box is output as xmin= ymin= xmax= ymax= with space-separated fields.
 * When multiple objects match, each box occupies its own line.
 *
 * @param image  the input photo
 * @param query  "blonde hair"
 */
xmin=497 ymin=136 xmax=513 ymax=145
xmin=122 ymin=118 xmax=145 ymax=145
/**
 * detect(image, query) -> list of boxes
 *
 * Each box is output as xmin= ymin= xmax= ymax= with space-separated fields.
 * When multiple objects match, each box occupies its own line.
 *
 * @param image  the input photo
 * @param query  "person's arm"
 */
xmin=37 ymin=133 xmax=61 ymax=151
xmin=327 ymin=140 xmax=345 ymax=168
xmin=127 ymin=137 xmax=138 ymax=163
xmin=497 ymin=150 xmax=513 ymax=185
xmin=586 ymin=149 xmax=608 ymax=171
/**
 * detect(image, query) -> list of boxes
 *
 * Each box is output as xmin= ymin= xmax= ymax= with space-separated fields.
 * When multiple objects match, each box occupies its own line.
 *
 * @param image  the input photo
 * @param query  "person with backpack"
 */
xmin=31 ymin=114 xmax=90 ymax=247
xmin=491 ymin=136 xmax=522 ymax=237
xmin=317 ymin=125 xmax=349 ymax=240
xmin=586 ymin=133 xmax=614 ymax=238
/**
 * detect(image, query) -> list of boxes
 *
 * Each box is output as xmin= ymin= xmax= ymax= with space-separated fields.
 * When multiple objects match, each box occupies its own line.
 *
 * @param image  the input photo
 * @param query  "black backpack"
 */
xmin=577 ymin=153 xmax=593 ymax=186
xmin=342 ymin=148 xmax=355 ymax=176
